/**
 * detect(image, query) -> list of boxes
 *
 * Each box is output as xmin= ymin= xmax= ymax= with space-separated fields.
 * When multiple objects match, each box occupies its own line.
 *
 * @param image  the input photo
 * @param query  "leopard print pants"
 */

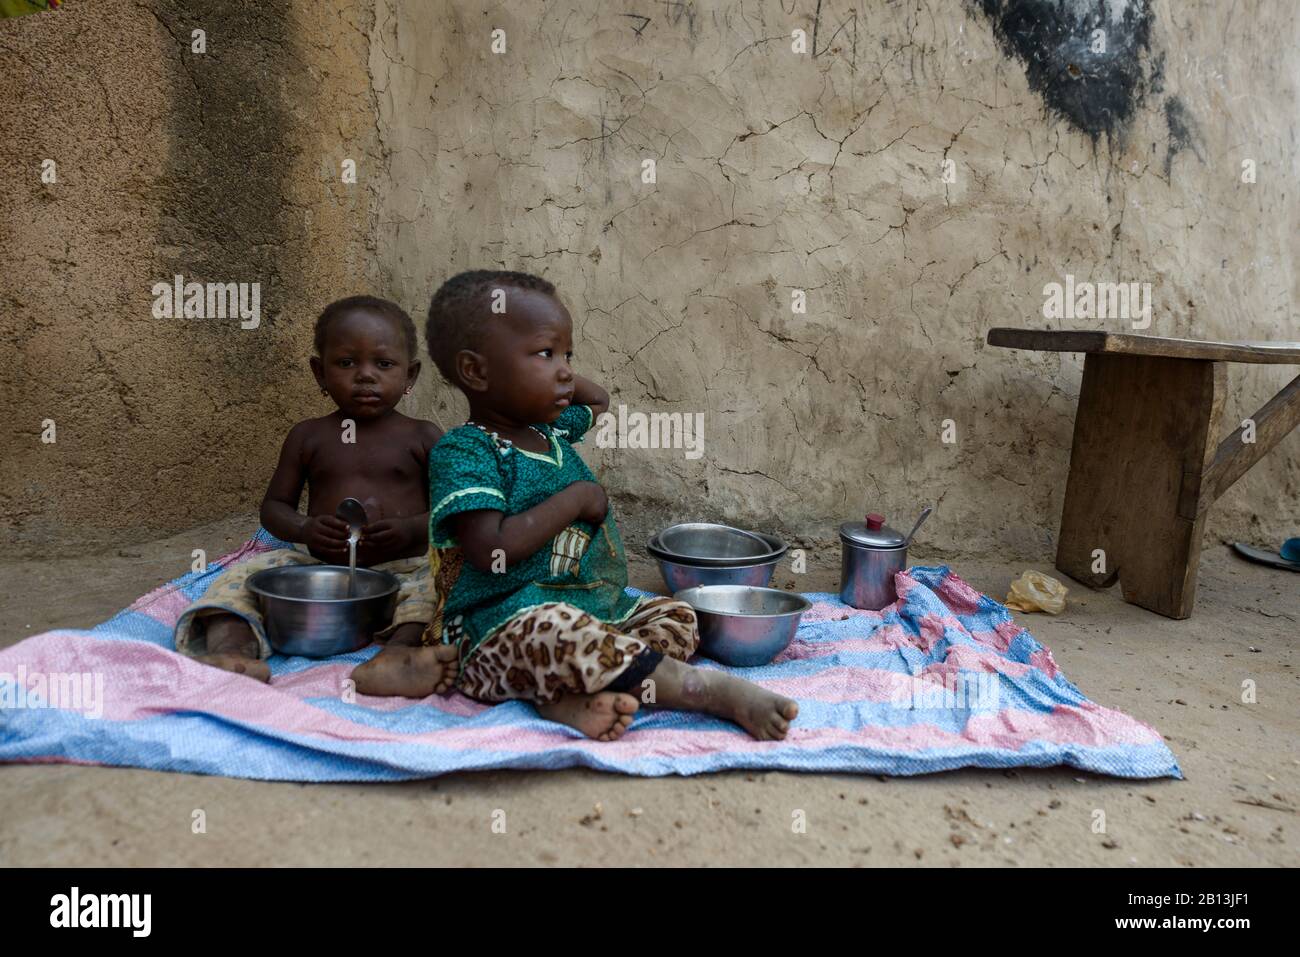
xmin=458 ymin=597 xmax=699 ymax=704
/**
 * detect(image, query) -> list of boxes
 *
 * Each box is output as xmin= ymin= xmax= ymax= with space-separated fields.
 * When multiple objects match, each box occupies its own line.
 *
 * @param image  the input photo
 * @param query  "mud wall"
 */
xmin=3 ymin=0 xmax=1296 ymax=563
xmin=1 ymin=0 xmax=381 ymax=553
xmin=372 ymin=0 xmax=1299 ymax=555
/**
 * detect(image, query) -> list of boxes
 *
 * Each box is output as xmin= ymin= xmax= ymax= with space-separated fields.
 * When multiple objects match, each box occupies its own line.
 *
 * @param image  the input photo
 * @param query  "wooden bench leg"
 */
xmin=1203 ymin=371 xmax=1300 ymax=503
xmin=1055 ymin=354 xmax=1226 ymax=619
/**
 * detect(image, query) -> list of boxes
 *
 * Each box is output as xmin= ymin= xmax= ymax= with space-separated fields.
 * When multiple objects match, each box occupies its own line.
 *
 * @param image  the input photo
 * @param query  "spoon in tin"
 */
xmin=904 ymin=506 xmax=933 ymax=548
xmin=335 ymin=497 xmax=368 ymax=596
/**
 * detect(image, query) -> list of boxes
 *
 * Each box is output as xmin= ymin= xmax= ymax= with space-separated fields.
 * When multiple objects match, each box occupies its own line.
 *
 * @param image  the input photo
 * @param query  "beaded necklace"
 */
xmin=465 ymin=420 xmax=549 ymax=455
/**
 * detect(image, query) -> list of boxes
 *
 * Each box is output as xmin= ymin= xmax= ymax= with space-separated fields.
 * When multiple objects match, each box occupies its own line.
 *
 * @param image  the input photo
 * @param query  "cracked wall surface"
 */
xmin=2 ymin=0 xmax=1296 ymax=564
xmin=1 ymin=0 xmax=381 ymax=553
xmin=372 ymin=0 xmax=1299 ymax=557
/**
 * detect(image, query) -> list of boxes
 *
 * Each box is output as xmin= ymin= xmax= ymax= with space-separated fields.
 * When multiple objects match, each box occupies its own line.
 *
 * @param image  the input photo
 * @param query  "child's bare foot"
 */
xmin=537 ymin=691 xmax=639 ymax=741
xmin=350 ymin=643 xmax=460 ymax=698
xmin=708 ymin=671 xmax=799 ymax=740
xmin=649 ymin=657 xmax=799 ymax=740
xmin=195 ymin=614 xmax=270 ymax=682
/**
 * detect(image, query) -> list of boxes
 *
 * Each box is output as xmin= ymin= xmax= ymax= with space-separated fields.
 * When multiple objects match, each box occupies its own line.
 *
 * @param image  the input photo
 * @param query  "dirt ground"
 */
xmin=0 ymin=515 xmax=1295 ymax=867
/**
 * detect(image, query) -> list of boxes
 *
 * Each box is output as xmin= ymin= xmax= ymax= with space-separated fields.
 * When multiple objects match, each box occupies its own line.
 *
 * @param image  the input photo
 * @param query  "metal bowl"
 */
xmin=247 ymin=565 xmax=400 ymax=657
xmin=654 ymin=553 xmax=781 ymax=593
xmin=648 ymin=527 xmax=788 ymax=567
xmin=674 ymin=584 xmax=811 ymax=667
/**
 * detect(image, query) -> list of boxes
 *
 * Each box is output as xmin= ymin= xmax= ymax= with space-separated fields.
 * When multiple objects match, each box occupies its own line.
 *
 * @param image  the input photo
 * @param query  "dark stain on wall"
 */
xmin=1163 ymin=95 xmax=1204 ymax=177
xmin=971 ymin=0 xmax=1157 ymax=143
xmin=150 ymin=0 xmax=302 ymax=368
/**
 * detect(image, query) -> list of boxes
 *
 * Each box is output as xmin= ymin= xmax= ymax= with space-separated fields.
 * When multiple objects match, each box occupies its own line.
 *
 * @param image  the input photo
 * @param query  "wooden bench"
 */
xmin=987 ymin=329 xmax=1300 ymax=619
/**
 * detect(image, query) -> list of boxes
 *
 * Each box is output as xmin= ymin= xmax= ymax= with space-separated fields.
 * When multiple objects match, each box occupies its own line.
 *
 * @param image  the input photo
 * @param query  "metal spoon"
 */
xmin=904 ymin=505 xmax=933 ymax=548
xmin=335 ymin=498 xmax=368 ymax=596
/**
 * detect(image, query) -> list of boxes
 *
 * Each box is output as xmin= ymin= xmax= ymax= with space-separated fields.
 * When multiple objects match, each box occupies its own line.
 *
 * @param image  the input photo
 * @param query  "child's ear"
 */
xmin=456 ymin=350 xmax=489 ymax=393
xmin=310 ymin=355 xmax=326 ymax=389
xmin=406 ymin=359 xmax=422 ymax=386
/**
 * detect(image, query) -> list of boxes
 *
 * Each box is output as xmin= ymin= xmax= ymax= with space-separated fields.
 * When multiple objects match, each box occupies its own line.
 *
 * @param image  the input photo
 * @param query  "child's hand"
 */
xmin=573 ymin=481 xmax=608 ymax=524
xmin=303 ymin=515 xmax=351 ymax=557
xmin=360 ymin=517 xmax=420 ymax=555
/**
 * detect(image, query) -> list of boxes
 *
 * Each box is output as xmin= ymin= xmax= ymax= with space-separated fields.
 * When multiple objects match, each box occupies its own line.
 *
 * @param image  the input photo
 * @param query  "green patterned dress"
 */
xmin=425 ymin=404 xmax=642 ymax=659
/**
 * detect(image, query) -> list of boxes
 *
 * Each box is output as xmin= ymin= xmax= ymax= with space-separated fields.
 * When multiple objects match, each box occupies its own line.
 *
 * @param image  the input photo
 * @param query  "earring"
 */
xmin=405 ymin=387 xmax=413 ymax=395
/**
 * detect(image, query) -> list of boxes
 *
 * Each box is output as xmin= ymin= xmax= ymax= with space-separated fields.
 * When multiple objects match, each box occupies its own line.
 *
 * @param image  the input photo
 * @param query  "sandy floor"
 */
xmin=0 ymin=515 xmax=1295 ymax=866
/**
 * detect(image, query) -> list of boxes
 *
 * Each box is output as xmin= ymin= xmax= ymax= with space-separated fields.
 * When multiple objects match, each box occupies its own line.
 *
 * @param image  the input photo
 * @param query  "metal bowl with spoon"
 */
xmin=247 ymin=565 xmax=399 ymax=657
xmin=246 ymin=497 xmax=399 ymax=657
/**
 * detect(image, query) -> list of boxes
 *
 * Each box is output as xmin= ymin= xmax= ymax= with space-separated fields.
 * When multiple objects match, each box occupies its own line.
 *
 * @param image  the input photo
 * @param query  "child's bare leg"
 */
xmin=350 ymin=625 xmax=460 ymax=698
xmin=645 ymin=656 xmax=798 ymax=740
xmin=537 ymin=692 xmax=639 ymax=742
xmin=385 ymin=622 xmax=427 ymax=647
xmin=194 ymin=613 xmax=271 ymax=683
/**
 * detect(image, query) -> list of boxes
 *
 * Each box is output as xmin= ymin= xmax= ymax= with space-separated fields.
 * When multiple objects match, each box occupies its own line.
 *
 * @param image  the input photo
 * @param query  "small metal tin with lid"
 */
xmin=839 ymin=509 xmax=930 ymax=610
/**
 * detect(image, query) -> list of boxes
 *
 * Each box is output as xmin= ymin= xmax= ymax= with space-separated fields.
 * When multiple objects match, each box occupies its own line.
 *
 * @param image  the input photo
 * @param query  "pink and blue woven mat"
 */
xmin=0 ymin=530 xmax=1180 ymax=781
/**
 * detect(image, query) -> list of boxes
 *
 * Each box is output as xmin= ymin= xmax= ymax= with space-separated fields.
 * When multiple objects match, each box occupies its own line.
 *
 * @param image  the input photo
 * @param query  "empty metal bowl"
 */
xmin=674 ymin=584 xmax=811 ymax=667
xmin=647 ymin=534 xmax=788 ymax=568
xmin=654 ymin=553 xmax=781 ymax=593
xmin=653 ymin=523 xmax=785 ymax=564
xmin=247 ymin=565 xmax=400 ymax=657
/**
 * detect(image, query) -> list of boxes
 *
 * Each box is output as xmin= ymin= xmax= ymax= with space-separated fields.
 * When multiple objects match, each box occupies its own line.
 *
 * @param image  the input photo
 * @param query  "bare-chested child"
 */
xmin=173 ymin=295 xmax=460 ymax=693
xmin=353 ymin=270 xmax=800 ymax=741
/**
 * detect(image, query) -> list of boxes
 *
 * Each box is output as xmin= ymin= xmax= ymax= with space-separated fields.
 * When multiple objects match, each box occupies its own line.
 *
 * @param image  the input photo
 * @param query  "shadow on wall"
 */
xmin=151 ymin=0 xmax=301 ymax=349
xmin=0 ymin=1 xmax=334 ymax=555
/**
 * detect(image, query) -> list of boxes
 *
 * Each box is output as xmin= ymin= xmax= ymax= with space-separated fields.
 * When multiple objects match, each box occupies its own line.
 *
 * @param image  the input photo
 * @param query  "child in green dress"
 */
xmin=357 ymin=270 xmax=799 ymax=741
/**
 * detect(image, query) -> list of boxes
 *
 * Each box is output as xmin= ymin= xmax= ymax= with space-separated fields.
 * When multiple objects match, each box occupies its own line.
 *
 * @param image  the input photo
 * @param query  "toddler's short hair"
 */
xmin=314 ymin=295 xmax=417 ymax=358
xmin=425 ymin=270 xmax=556 ymax=384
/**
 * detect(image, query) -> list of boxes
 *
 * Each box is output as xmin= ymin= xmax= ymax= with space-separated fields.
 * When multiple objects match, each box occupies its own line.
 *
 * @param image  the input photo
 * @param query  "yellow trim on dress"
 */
xmin=430 ymin=485 xmax=505 ymax=516
xmin=515 ymin=429 xmax=563 ymax=467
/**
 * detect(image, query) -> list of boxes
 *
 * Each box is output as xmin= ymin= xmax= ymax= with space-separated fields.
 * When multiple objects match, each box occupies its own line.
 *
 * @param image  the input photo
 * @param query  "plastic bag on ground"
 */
xmin=1005 ymin=570 xmax=1068 ymax=614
